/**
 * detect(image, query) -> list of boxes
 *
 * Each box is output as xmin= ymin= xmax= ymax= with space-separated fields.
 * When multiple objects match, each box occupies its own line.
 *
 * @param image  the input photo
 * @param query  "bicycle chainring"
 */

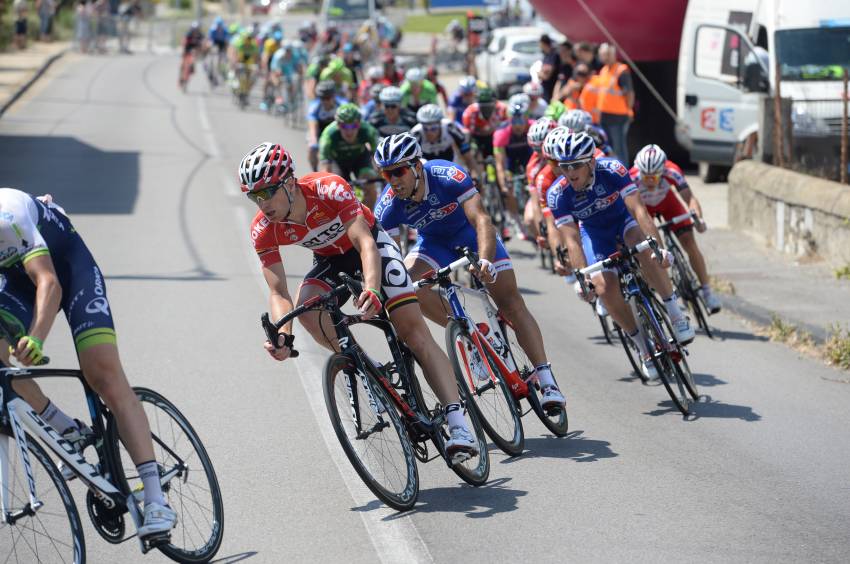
xmin=86 ymin=489 xmax=126 ymax=544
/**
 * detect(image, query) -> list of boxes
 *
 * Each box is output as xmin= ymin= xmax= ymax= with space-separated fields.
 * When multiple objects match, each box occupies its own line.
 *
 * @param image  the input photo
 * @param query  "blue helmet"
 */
xmin=554 ymin=131 xmax=596 ymax=163
xmin=374 ymin=133 xmax=422 ymax=168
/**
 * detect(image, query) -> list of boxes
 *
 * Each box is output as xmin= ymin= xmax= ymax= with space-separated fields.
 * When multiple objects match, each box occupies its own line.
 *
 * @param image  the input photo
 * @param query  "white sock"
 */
xmin=663 ymin=293 xmax=684 ymax=322
xmin=136 ymin=461 xmax=167 ymax=506
xmin=534 ymin=363 xmax=556 ymax=389
xmin=40 ymin=401 xmax=77 ymax=435
xmin=445 ymin=403 xmax=466 ymax=429
xmin=628 ymin=329 xmax=650 ymax=358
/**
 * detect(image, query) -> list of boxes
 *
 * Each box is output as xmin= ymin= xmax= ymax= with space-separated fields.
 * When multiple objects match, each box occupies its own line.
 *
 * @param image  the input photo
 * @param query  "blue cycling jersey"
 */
xmin=448 ymin=91 xmax=469 ymax=124
xmin=270 ymin=49 xmax=299 ymax=77
xmin=208 ymin=25 xmax=228 ymax=43
xmin=546 ymin=158 xmax=637 ymax=231
xmin=307 ymin=96 xmax=348 ymax=122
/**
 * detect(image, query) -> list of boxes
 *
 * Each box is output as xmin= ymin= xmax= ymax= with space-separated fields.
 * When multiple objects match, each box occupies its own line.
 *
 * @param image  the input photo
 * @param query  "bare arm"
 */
xmin=346 ymin=215 xmax=382 ymax=294
xmin=22 ymin=255 xmax=62 ymax=344
xmin=262 ymin=261 xmax=295 ymax=336
xmin=493 ymin=146 xmax=508 ymax=194
xmin=462 ymin=193 xmax=496 ymax=262
xmin=624 ymin=191 xmax=663 ymax=247
xmin=677 ymin=187 xmax=703 ymax=217
xmin=557 ymin=222 xmax=585 ymax=271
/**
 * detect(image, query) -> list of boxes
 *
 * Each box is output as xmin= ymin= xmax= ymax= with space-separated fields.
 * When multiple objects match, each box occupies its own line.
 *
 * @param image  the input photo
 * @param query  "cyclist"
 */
xmin=319 ymin=56 xmax=356 ymax=99
xmin=525 ymin=118 xmax=558 ymax=255
xmin=208 ymin=16 xmax=229 ymax=64
xmin=319 ymin=103 xmax=382 ymax=209
xmin=400 ymin=67 xmax=438 ymax=113
xmin=380 ymin=53 xmax=404 ymax=86
xmin=368 ymin=85 xmax=418 ymax=138
xmin=493 ymin=94 xmax=534 ymax=240
xmin=447 ymin=75 xmax=478 ymax=124
xmin=263 ymin=40 xmax=302 ymax=113
xmin=305 ymin=53 xmax=331 ymax=97
xmin=228 ymin=28 xmax=259 ymax=97
xmin=462 ymin=84 xmax=507 ymax=164
xmin=307 ymin=80 xmax=348 ymax=172
xmin=547 ymin=132 xmax=695 ymax=379
xmin=371 ymin=134 xmax=566 ymax=411
xmin=341 ymin=42 xmax=362 ymax=84
xmin=179 ymin=22 xmax=205 ymax=91
xmin=357 ymin=65 xmax=387 ymax=104
xmin=360 ymin=82 xmax=384 ymax=121
xmin=523 ymin=82 xmax=549 ymax=119
xmin=297 ymin=20 xmax=317 ymax=50
xmin=240 ymin=144 xmax=479 ymax=459
xmin=260 ymin=29 xmax=282 ymax=74
xmin=410 ymin=104 xmax=477 ymax=176
xmin=0 ymin=188 xmax=177 ymax=540
xmin=631 ymin=144 xmax=721 ymax=314
xmin=426 ymin=66 xmax=450 ymax=107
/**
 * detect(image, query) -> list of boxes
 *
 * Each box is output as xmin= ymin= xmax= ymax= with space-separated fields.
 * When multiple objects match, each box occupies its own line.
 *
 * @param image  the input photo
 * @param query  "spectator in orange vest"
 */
xmin=579 ymin=68 xmax=601 ymax=124
xmin=559 ymin=62 xmax=590 ymax=109
xmin=596 ymin=43 xmax=634 ymax=163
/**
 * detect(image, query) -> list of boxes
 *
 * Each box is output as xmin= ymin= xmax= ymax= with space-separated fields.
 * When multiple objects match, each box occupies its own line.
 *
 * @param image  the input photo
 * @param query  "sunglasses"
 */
xmin=383 ymin=104 xmax=399 ymax=109
xmin=338 ymin=121 xmax=360 ymax=130
xmin=642 ymin=173 xmax=662 ymax=181
xmin=558 ymin=158 xmax=592 ymax=171
xmin=380 ymin=165 xmax=411 ymax=180
xmin=246 ymin=178 xmax=289 ymax=204
xmin=423 ymin=123 xmax=441 ymax=132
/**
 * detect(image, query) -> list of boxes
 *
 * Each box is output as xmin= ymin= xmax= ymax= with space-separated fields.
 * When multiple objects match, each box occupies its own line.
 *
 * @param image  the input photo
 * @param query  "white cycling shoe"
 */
xmin=445 ymin=425 xmax=478 ymax=463
xmin=671 ymin=316 xmax=696 ymax=345
xmin=138 ymin=502 xmax=177 ymax=540
xmin=702 ymin=290 xmax=722 ymax=315
xmin=595 ymin=299 xmax=608 ymax=317
xmin=540 ymin=385 xmax=566 ymax=410
xmin=641 ymin=356 xmax=659 ymax=381
xmin=59 ymin=420 xmax=94 ymax=481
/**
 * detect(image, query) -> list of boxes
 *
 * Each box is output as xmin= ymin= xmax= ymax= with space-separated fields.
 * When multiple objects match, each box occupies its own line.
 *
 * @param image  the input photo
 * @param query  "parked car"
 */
xmin=475 ymin=26 xmax=562 ymax=98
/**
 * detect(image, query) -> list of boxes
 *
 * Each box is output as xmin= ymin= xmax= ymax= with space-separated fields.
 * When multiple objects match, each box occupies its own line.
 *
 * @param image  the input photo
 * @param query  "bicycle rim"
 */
xmin=107 ymin=388 xmax=225 ymax=562
xmin=638 ymin=301 xmax=692 ymax=414
xmin=499 ymin=319 xmax=568 ymax=436
xmin=446 ymin=321 xmax=524 ymax=456
xmin=0 ymin=430 xmax=86 ymax=564
xmin=323 ymin=354 xmax=419 ymax=511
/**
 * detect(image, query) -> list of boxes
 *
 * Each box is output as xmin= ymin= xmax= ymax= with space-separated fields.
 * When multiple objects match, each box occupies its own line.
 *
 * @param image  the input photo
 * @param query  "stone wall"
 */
xmin=728 ymin=161 xmax=850 ymax=266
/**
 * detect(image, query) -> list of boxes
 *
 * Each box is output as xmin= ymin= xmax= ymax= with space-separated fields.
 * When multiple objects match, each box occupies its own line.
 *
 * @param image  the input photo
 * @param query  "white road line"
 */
xmin=231 ymin=206 xmax=433 ymax=564
xmin=197 ymin=95 xmax=219 ymax=158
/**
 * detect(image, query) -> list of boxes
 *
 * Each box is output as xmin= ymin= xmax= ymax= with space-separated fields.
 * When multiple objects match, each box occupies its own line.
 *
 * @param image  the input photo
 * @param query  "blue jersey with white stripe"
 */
xmin=546 ymin=158 xmax=637 ymax=231
xmin=374 ymin=160 xmax=478 ymax=239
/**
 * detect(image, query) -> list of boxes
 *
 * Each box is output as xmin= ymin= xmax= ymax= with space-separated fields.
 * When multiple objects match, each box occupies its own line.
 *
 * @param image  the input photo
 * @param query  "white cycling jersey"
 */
xmin=410 ymin=119 xmax=471 ymax=161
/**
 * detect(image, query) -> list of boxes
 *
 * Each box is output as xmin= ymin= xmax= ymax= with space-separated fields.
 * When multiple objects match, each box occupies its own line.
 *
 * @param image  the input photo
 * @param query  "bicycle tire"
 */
xmin=498 ymin=318 xmax=568 ymax=436
xmin=593 ymin=303 xmax=614 ymax=345
xmin=446 ymin=386 xmax=491 ymax=487
xmin=106 ymin=388 xmax=224 ymax=563
xmin=650 ymin=297 xmax=700 ymax=402
xmin=636 ymin=300 xmax=692 ymax=414
xmin=0 ymin=429 xmax=86 ymax=564
xmin=691 ymin=290 xmax=714 ymax=338
xmin=670 ymin=244 xmax=714 ymax=338
xmin=615 ymin=322 xmax=646 ymax=382
xmin=446 ymin=320 xmax=524 ymax=456
xmin=323 ymin=354 xmax=419 ymax=511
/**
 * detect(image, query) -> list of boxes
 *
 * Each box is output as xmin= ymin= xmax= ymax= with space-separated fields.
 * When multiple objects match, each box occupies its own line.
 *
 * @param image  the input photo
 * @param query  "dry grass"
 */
xmin=709 ymin=275 xmax=736 ymax=295
xmin=824 ymin=325 xmax=850 ymax=370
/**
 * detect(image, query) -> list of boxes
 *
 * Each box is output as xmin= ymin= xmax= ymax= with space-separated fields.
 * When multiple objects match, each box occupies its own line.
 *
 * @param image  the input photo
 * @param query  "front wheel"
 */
xmin=445 ymin=320 xmax=524 ymax=456
xmin=107 ymin=388 xmax=224 ymax=563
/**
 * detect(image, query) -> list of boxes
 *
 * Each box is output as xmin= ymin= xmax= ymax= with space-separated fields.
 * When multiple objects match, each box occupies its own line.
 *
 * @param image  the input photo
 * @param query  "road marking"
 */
xmin=231 ymin=207 xmax=433 ymax=564
xmin=197 ymin=95 xmax=219 ymax=158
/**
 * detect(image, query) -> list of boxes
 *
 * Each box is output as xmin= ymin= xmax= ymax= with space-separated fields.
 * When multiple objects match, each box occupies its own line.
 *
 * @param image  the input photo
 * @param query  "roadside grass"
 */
xmin=709 ymin=275 xmax=736 ymax=295
xmin=753 ymin=314 xmax=848 ymax=372
xmin=833 ymin=264 xmax=850 ymax=280
xmin=825 ymin=325 xmax=850 ymax=370
xmin=402 ymin=11 xmax=480 ymax=35
xmin=1 ymin=3 xmax=74 ymax=50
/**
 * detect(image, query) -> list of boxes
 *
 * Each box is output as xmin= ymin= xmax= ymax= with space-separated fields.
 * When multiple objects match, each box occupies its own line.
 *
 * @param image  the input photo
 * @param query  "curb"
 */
xmin=0 ymin=47 xmax=69 ymax=118
xmin=718 ymin=293 xmax=829 ymax=344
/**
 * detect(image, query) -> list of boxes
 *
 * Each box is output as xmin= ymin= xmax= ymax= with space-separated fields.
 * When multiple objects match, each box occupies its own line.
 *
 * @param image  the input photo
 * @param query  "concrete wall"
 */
xmin=728 ymin=161 xmax=850 ymax=267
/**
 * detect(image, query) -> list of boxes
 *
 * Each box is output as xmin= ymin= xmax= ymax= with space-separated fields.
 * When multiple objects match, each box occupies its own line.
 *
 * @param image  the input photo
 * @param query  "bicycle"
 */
xmin=418 ymin=248 xmax=569 ymax=438
xmin=577 ymin=237 xmax=699 ymax=415
xmin=477 ymin=155 xmax=506 ymax=236
xmin=0 ymin=318 xmax=224 ymax=563
xmin=537 ymin=220 xmax=555 ymax=273
xmin=557 ymin=246 xmax=614 ymax=345
xmin=178 ymin=52 xmax=195 ymax=92
xmin=656 ymin=211 xmax=714 ymax=339
xmin=260 ymin=273 xmax=490 ymax=511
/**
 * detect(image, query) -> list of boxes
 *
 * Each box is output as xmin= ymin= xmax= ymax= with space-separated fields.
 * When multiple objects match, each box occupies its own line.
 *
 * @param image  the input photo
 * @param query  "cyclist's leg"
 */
xmin=676 ymin=228 xmax=709 ymax=286
xmin=623 ymin=223 xmax=675 ymax=299
xmin=580 ymin=227 xmax=636 ymax=332
xmin=294 ymin=255 xmax=351 ymax=351
xmin=404 ymin=252 xmax=450 ymax=327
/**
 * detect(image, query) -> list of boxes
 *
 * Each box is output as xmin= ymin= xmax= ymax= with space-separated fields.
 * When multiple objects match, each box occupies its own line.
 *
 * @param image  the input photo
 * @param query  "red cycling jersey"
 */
xmin=526 ymin=152 xmax=544 ymax=190
xmin=461 ymin=101 xmax=508 ymax=137
xmin=535 ymin=163 xmax=559 ymax=216
xmin=251 ymin=172 xmax=376 ymax=268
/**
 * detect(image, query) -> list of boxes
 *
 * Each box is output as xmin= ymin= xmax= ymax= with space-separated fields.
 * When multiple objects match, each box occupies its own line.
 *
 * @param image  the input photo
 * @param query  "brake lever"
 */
xmin=261 ymin=312 xmax=299 ymax=358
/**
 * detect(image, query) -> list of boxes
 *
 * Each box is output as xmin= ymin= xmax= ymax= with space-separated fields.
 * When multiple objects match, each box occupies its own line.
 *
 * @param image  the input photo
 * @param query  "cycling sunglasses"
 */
xmin=380 ymin=164 xmax=412 ymax=180
xmin=246 ymin=178 xmax=289 ymax=203
xmin=558 ymin=158 xmax=592 ymax=171
xmin=642 ymin=173 xmax=662 ymax=182
xmin=338 ymin=121 xmax=360 ymax=130
xmin=423 ymin=123 xmax=441 ymax=132
xmin=383 ymin=103 xmax=400 ymax=109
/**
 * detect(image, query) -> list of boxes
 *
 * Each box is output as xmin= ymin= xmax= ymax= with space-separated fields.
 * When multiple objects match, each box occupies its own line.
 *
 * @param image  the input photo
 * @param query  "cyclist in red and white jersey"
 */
xmin=537 ymin=126 xmax=575 ymax=279
xmin=461 ymin=84 xmax=507 ymax=160
xmin=630 ymin=144 xmax=721 ymax=313
xmin=240 ymin=142 xmax=479 ymax=457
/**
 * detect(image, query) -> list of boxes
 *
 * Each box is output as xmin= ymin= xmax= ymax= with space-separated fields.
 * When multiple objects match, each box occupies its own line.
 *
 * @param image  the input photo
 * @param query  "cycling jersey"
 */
xmin=462 ymin=102 xmax=508 ymax=158
xmin=400 ymin=80 xmax=438 ymax=112
xmin=318 ymin=121 xmax=379 ymax=169
xmin=409 ymin=119 xmax=471 ymax=161
xmin=208 ymin=24 xmax=228 ymax=47
xmin=270 ymin=49 xmax=299 ymax=79
xmin=231 ymin=35 xmax=258 ymax=64
xmin=547 ymin=158 xmax=638 ymax=262
xmin=525 ymin=152 xmax=545 ymax=191
xmin=368 ymin=107 xmax=418 ymax=138
xmin=535 ymin=162 xmax=559 ymax=215
xmin=448 ymin=91 xmax=472 ymax=124
xmin=307 ymin=96 xmax=348 ymax=134
xmin=0 ymin=188 xmax=116 ymax=352
xmin=629 ymin=160 xmax=693 ymax=231
xmin=183 ymin=29 xmax=204 ymax=54
xmin=249 ymin=174 xmax=415 ymax=312
xmin=493 ymin=122 xmax=533 ymax=174
xmin=373 ymin=160 xmax=512 ymax=273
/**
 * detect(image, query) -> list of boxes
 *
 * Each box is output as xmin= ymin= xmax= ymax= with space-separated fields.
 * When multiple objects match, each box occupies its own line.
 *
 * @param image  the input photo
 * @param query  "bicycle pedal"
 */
xmin=141 ymin=532 xmax=171 ymax=553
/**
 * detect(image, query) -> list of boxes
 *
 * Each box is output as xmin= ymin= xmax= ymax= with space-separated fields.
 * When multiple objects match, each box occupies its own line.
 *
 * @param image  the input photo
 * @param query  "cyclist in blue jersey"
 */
xmin=263 ymin=41 xmax=302 ymax=112
xmin=372 ymin=133 xmax=566 ymax=410
xmin=447 ymin=75 xmax=477 ymax=124
xmin=208 ymin=16 xmax=229 ymax=54
xmin=0 ymin=188 xmax=177 ymax=540
xmin=546 ymin=132 xmax=695 ymax=380
xmin=307 ymin=80 xmax=348 ymax=171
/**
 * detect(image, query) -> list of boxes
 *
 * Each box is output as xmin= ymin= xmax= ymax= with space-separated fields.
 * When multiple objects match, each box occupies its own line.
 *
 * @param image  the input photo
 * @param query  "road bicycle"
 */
xmin=477 ymin=155 xmax=507 ymax=236
xmin=418 ymin=248 xmax=568 ymax=439
xmin=656 ymin=211 xmax=714 ymax=338
xmin=577 ymin=237 xmax=699 ymax=415
xmin=0 ymin=319 xmax=224 ymax=563
xmin=557 ymin=246 xmax=614 ymax=345
xmin=261 ymin=273 xmax=489 ymax=511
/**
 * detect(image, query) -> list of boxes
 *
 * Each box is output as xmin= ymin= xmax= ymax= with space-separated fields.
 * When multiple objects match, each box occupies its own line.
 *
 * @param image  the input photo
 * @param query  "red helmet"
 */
xmin=238 ymin=142 xmax=294 ymax=192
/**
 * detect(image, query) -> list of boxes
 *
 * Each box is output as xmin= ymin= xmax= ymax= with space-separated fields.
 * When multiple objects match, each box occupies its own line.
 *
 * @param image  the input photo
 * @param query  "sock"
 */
xmin=534 ymin=363 xmax=556 ymax=389
xmin=663 ymin=293 xmax=684 ymax=322
xmin=444 ymin=403 xmax=466 ymax=429
xmin=39 ymin=401 xmax=77 ymax=435
xmin=628 ymin=329 xmax=650 ymax=358
xmin=136 ymin=460 xmax=167 ymax=506
xmin=700 ymin=284 xmax=712 ymax=296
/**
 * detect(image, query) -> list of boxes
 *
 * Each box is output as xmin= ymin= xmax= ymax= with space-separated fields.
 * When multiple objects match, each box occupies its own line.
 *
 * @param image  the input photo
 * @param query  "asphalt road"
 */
xmin=2 ymin=50 xmax=849 ymax=564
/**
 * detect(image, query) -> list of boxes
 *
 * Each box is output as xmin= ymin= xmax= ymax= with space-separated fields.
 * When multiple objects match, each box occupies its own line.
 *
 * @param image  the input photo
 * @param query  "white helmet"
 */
xmin=554 ymin=131 xmax=596 ymax=163
xmin=523 ymin=82 xmax=544 ymax=98
xmin=558 ymin=109 xmax=593 ymax=131
xmin=542 ymin=126 xmax=570 ymax=160
xmin=405 ymin=67 xmax=424 ymax=83
xmin=527 ymin=118 xmax=557 ymax=149
xmin=416 ymin=104 xmax=443 ymax=124
xmin=379 ymin=86 xmax=403 ymax=105
xmin=634 ymin=144 xmax=667 ymax=175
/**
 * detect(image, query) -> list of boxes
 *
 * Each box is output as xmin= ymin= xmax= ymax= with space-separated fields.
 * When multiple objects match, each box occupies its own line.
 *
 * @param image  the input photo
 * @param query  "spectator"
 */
xmin=575 ymin=41 xmax=602 ymax=72
xmin=94 ymin=0 xmax=109 ymax=53
xmin=36 ymin=0 xmax=56 ymax=41
xmin=553 ymin=40 xmax=575 ymax=97
xmin=13 ymin=0 xmax=29 ymax=50
xmin=559 ymin=62 xmax=590 ymax=109
xmin=75 ymin=0 xmax=94 ymax=53
xmin=117 ymin=0 xmax=140 ymax=54
xmin=596 ymin=43 xmax=634 ymax=163
xmin=537 ymin=34 xmax=560 ymax=102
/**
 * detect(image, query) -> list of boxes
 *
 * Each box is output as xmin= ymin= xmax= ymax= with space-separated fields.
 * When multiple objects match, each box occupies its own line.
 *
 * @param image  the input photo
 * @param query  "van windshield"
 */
xmin=326 ymin=0 xmax=370 ymax=20
xmin=776 ymin=27 xmax=850 ymax=81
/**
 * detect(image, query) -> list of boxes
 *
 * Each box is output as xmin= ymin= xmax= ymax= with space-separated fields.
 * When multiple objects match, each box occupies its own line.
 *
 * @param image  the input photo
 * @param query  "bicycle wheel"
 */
xmin=446 ymin=388 xmax=491 ymax=487
xmin=635 ymin=300 xmax=692 ymax=415
xmin=0 ymin=429 xmax=86 ymax=564
xmin=592 ymin=303 xmax=614 ymax=345
xmin=651 ymin=297 xmax=699 ymax=402
xmin=498 ymin=318 xmax=568 ymax=436
xmin=446 ymin=320 xmax=524 ymax=456
xmin=107 ymin=388 xmax=224 ymax=563
xmin=323 ymin=354 xmax=419 ymax=511
xmin=615 ymin=322 xmax=646 ymax=382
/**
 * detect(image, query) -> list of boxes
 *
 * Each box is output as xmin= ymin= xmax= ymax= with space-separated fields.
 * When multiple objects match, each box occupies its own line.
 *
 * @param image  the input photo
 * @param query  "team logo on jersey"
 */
xmin=300 ymin=218 xmax=346 ymax=248
xmin=251 ymin=216 xmax=271 ymax=240
xmin=450 ymin=168 xmax=466 ymax=182
xmin=594 ymin=183 xmax=606 ymax=196
xmin=429 ymin=202 xmax=458 ymax=221
xmin=430 ymin=165 xmax=466 ymax=183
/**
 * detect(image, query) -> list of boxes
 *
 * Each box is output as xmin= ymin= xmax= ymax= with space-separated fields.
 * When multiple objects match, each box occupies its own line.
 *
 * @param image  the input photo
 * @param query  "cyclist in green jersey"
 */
xmin=400 ymin=67 xmax=438 ymax=113
xmin=319 ymin=103 xmax=382 ymax=209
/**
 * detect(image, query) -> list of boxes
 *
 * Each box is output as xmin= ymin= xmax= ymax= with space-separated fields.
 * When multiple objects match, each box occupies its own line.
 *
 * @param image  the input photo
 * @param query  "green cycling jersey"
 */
xmin=319 ymin=121 xmax=379 ymax=166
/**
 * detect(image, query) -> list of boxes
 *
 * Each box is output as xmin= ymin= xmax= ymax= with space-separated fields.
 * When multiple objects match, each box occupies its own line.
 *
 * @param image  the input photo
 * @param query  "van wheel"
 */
xmin=698 ymin=162 xmax=729 ymax=183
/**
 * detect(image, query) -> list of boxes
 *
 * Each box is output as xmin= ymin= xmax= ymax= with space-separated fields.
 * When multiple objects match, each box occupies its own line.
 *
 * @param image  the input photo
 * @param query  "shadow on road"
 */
xmin=644 ymin=396 xmax=761 ymax=421
xmin=0 ymin=135 xmax=139 ymax=214
xmin=106 ymin=273 xmax=226 ymax=282
xmin=517 ymin=286 xmax=543 ymax=295
xmin=212 ymin=551 xmax=258 ymax=563
xmin=503 ymin=430 xmax=618 ymax=463
xmin=711 ymin=328 xmax=769 ymax=343
xmin=693 ymin=372 xmax=727 ymax=387
xmin=369 ymin=477 xmax=527 ymax=519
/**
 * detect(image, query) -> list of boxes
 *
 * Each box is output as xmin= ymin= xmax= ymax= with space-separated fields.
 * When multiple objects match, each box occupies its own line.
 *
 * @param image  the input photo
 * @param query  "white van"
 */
xmin=676 ymin=0 xmax=850 ymax=181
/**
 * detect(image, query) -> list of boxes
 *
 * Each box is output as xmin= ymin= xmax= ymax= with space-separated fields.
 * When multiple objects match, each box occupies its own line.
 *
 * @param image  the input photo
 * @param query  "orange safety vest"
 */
xmin=597 ymin=62 xmax=633 ymax=118
xmin=579 ymin=74 xmax=602 ymax=123
xmin=561 ymin=79 xmax=582 ymax=110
